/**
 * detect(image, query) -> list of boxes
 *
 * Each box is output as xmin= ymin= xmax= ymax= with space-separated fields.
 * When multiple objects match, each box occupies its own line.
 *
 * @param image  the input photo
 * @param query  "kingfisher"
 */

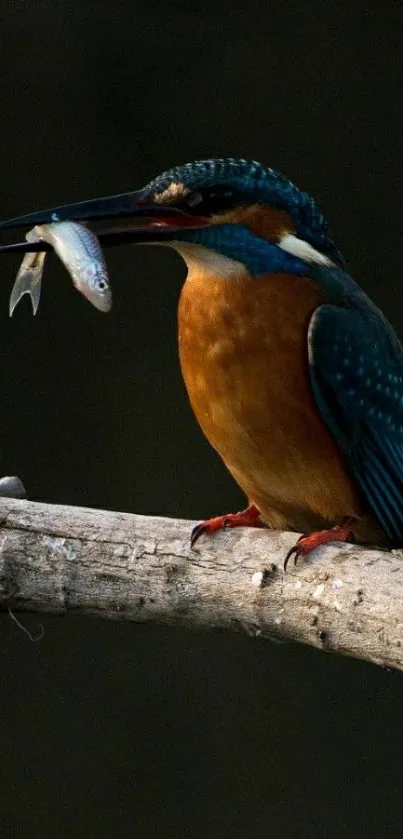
xmin=2 ymin=157 xmax=403 ymax=565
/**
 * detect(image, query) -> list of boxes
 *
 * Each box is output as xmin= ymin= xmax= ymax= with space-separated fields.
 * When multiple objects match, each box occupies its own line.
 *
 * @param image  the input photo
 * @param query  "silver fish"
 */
xmin=9 ymin=221 xmax=112 ymax=316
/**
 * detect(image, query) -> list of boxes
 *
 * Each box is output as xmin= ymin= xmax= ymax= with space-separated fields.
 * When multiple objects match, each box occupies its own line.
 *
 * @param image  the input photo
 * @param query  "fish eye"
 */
xmin=97 ymin=279 xmax=107 ymax=291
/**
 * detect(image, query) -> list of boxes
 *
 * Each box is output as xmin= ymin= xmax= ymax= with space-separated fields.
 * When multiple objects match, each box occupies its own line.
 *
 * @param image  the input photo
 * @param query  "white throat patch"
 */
xmin=279 ymin=233 xmax=332 ymax=266
xmin=171 ymin=241 xmax=246 ymax=279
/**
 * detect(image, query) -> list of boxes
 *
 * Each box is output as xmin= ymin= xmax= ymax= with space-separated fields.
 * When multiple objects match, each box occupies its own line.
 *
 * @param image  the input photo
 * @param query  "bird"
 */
xmin=2 ymin=157 xmax=403 ymax=565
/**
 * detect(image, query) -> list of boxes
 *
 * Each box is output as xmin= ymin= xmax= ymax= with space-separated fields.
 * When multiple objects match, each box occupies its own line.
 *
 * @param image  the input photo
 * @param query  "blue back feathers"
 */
xmin=309 ymin=301 xmax=403 ymax=545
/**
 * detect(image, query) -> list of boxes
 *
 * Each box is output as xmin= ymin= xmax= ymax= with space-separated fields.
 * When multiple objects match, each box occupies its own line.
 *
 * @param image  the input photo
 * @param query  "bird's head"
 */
xmin=0 ymin=158 xmax=345 ymax=276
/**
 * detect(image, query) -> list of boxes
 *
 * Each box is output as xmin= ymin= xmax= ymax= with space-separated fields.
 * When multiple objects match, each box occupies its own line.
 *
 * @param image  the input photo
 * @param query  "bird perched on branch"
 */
xmin=2 ymin=157 xmax=402 ymax=565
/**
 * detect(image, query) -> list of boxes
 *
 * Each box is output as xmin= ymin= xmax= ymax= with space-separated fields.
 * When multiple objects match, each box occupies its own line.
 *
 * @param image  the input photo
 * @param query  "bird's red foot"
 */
xmin=191 ymin=504 xmax=265 ymax=548
xmin=284 ymin=517 xmax=356 ymax=571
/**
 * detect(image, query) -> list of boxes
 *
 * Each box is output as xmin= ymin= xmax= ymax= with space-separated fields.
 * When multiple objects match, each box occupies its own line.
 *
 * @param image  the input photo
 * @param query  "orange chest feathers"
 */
xmin=177 ymin=269 xmax=362 ymax=531
xmin=178 ymin=269 xmax=326 ymax=450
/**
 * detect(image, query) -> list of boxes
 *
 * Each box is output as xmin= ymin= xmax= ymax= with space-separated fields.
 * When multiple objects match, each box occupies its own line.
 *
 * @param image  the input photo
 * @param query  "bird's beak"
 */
xmin=0 ymin=189 xmax=209 ymax=254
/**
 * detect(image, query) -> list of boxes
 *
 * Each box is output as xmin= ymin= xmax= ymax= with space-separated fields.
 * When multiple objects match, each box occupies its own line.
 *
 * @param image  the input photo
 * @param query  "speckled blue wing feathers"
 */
xmin=309 ymin=304 xmax=403 ymax=544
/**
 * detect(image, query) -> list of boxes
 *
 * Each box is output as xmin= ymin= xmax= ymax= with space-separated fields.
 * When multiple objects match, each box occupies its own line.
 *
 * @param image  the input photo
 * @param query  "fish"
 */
xmin=9 ymin=221 xmax=112 ymax=316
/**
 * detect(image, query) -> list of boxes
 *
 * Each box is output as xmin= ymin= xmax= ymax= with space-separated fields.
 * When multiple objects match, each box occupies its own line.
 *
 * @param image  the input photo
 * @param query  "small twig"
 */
xmin=8 ymin=608 xmax=44 ymax=642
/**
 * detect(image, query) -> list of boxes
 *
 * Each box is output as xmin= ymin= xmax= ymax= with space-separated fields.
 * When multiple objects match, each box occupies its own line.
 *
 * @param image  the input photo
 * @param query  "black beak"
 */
xmin=0 ymin=189 xmax=186 ymax=230
xmin=0 ymin=189 xmax=208 ymax=254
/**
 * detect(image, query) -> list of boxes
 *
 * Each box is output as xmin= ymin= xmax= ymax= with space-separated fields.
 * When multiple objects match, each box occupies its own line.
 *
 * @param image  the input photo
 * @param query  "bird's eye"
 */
xmin=185 ymin=191 xmax=204 ymax=208
xmin=208 ymin=188 xmax=234 ymax=200
xmin=183 ymin=186 xmax=239 ymax=215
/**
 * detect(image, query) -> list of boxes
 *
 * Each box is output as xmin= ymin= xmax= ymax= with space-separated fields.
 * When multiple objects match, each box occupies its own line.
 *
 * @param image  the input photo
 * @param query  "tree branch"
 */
xmin=0 ymin=498 xmax=402 ymax=671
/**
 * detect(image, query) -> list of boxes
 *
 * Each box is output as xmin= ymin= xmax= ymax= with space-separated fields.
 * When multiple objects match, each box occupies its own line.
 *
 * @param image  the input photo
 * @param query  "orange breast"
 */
xmin=178 ymin=268 xmax=374 ymax=536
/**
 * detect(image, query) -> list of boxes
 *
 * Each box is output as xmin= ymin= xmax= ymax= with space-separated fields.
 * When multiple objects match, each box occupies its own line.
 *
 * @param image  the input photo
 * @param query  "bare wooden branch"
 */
xmin=0 ymin=497 xmax=402 ymax=671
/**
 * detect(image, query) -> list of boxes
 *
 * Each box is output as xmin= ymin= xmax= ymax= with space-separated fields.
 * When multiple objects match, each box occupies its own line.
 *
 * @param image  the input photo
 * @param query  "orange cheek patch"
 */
xmin=211 ymin=204 xmax=294 ymax=242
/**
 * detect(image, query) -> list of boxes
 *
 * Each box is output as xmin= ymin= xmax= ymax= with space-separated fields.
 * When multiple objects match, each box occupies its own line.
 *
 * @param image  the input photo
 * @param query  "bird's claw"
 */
xmin=191 ymin=505 xmax=264 ymax=548
xmin=190 ymin=521 xmax=210 ymax=547
xmin=190 ymin=515 xmax=235 ymax=548
xmin=283 ymin=517 xmax=356 ymax=572
xmin=283 ymin=544 xmax=304 ymax=571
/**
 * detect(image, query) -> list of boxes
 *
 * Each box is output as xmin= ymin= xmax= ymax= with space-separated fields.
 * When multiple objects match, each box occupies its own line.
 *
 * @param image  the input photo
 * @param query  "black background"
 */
xmin=1 ymin=2 xmax=402 ymax=836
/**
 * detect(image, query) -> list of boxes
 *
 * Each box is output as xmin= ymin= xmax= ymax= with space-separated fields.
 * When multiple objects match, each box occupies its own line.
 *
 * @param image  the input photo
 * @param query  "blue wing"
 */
xmin=309 ymin=303 xmax=403 ymax=544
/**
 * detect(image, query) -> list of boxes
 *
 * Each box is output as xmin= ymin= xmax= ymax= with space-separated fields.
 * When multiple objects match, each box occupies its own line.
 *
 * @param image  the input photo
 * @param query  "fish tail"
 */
xmin=9 ymin=252 xmax=45 ymax=317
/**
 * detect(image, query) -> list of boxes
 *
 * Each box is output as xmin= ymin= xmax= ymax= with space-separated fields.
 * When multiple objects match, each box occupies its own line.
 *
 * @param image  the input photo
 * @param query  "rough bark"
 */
xmin=0 ymin=497 xmax=402 ymax=671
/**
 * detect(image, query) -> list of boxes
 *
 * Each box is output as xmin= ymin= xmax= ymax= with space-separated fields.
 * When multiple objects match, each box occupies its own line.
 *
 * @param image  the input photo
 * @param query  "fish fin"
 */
xmin=9 ymin=252 xmax=44 ymax=317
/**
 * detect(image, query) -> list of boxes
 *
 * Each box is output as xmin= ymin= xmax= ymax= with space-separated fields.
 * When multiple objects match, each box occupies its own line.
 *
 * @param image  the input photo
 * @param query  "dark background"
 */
xmin=0 ymin=2 xmax=402 ymax=836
